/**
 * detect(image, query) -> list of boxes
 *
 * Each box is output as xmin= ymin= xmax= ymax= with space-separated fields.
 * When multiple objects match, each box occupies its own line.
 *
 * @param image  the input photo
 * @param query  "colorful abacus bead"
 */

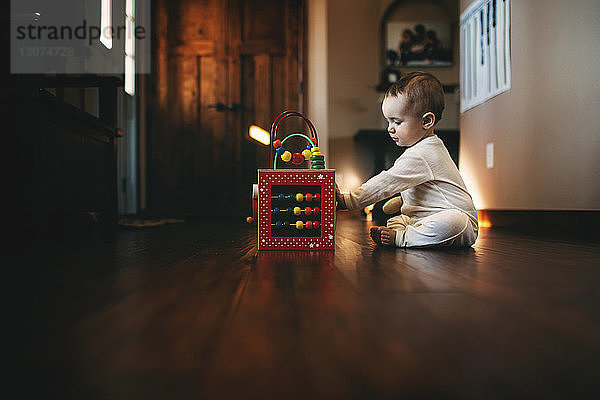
xmin=282 ymin=220 xmax=289 ymax=227
xmin=304 ymin=207 xmax=312 ymax=215
xmin=305 ymin=193 xmax=313 ymax=202
xmin=314 ymin=193 xmax=321 ymax=202
xmin=296 ymin=221 xmax=304 ymax=229
xmin=306 ymin=143 xmax=313 ymax=150
xmin=313 ymin=221 xmax=320 ymax=229
xmin=302 ymin=149 xmax=312 ymax=160
xmin=272 ymin=139 xmax=282 ymax=149
xmin=293 ymin=206 xmax=302 ymax=216
xmin=273 ymin=207 xmax=280 ymax=214
xmin=276 ymin=146 xmax=285 ymax=155
xmin=311 ymin=154 xmax=325 ymax=162
xmin=311 ymin=146 xmax=320 ymax=153
xmin=278 ymin=193 xmax=285 ymax=201
xmin=310 ymin=137 xmax=318 ymax=146
xmin=313 ymin=207 xmax=321 ymax=215
xmin=305 ymin=221 xmax=313 ymax=229
xmin=310 ymin=153 xmax=325 ymax=169
xmin=275 ymin=220 xmax=282 ymax=227
xmin=296 ymin=193 xmax=304 ymax=202
xmin=292 ymin=152 xmax=304 ymax=165
xmin=281 ymin=151 xmax=292 ymax=162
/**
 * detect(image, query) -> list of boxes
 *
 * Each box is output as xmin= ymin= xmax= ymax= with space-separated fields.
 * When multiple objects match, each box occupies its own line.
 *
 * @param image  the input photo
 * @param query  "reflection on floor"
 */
xmin=5 ymin=217 xmax=600 ymax=399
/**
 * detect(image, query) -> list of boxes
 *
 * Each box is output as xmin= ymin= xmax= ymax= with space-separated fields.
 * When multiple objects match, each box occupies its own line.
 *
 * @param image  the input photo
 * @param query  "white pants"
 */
xmin=387 ymin=209 xmax=478 ymax=248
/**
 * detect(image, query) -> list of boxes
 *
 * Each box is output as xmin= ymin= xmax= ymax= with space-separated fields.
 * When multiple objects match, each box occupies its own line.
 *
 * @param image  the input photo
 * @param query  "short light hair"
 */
xmin=385 ymin=72 xmax=445 ymax=124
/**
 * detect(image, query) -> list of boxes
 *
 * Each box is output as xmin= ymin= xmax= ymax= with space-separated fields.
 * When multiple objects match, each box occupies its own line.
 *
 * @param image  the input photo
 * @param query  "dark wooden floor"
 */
xmin=4 ymin=216 xmax=600 ymax=399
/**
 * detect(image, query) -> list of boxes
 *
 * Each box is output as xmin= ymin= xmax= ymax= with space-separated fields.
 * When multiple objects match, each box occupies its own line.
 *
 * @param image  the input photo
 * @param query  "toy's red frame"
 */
xmin=258 ymin=169 xmax=335 ymax=250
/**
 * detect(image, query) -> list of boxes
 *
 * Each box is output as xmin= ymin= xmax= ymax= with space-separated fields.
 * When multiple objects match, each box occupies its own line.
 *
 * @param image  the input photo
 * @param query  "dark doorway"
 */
xmin=147 ymin=0 xmax=304 ymax=218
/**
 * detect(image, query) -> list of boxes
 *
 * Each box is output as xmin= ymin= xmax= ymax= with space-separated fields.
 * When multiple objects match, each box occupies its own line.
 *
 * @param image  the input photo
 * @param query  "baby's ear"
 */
xmin=422 ymin=112 xmax=436 ymax=129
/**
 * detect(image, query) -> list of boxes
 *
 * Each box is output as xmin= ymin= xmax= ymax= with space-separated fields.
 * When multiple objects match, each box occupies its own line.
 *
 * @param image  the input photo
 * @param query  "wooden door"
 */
xmin=149 ymin=0 xmax=303 ymax=218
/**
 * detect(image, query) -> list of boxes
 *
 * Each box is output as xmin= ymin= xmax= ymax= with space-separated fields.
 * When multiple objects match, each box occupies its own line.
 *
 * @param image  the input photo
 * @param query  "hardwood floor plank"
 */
xmin=4 ymin=217 xmax=600 ymax=399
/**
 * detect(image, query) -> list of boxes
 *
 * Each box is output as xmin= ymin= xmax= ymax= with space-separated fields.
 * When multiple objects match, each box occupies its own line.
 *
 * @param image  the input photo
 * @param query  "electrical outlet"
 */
xmin=486 ymin=143 xmax=494 ymax=169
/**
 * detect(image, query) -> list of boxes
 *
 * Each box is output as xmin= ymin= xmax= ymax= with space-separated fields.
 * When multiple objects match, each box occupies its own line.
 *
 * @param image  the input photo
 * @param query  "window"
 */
xmin=100 ymin=0 xmax=112 ymax=49
xmin=124 ymin=0 xmax=135 ymax=95
xmin=460 ymin=0 xmax=511 ymax=112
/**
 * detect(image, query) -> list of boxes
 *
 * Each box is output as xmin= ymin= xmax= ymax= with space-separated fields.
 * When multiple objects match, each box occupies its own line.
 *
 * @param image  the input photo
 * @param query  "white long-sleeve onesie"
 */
xmin=342 ymin=135 xmax=478 ymax=247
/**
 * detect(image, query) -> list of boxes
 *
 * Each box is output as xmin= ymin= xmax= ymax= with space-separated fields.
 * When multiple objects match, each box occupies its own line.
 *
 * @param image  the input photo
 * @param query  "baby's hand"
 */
xmin=335 ymin=183 xmax=347 ymax=210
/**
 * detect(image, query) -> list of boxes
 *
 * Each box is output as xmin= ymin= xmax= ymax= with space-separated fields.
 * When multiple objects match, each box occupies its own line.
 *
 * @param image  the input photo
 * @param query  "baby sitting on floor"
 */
xmin=335 ymin=72 xmax=478 ymax=248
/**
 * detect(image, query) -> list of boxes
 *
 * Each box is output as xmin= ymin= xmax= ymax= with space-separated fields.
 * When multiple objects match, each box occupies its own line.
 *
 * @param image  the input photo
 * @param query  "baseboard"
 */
xmin=477 ymin=210 xmax=600 ymax=237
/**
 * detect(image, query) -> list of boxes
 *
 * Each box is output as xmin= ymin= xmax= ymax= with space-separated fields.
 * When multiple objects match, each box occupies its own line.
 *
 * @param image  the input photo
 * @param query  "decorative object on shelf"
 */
xmin=385 ymin=21 xmax=453 ymax=67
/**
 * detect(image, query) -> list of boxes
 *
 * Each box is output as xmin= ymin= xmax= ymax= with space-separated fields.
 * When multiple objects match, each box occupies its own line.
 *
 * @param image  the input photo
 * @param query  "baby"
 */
xmin=336 ymin=72 xmax=478 ymax=248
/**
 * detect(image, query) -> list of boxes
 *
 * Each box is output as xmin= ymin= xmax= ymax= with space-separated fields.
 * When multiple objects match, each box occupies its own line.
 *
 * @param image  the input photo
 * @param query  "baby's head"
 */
xmin=382 ymin=72 xmax=445 ymax=147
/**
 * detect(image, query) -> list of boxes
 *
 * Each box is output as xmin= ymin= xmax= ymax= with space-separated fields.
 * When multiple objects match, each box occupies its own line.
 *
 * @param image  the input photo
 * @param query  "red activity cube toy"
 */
xmin=258 ymin=169 xmax=335 ymax=250
xmin=254 ymin=111 xmax=335 ymax=250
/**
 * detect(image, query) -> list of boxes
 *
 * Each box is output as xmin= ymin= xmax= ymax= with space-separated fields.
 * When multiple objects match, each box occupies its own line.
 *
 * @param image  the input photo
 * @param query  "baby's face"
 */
xmin=382 ymin=94 xmax=428 ymax=147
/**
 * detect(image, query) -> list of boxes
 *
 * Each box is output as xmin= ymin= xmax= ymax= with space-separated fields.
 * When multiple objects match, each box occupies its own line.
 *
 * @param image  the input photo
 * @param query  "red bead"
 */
xmin=291 ymin=152 xmax=304 ymax=165
xmin=313 ymin=221 xmax=320 ymax=228
xmin=313 ymin=207 xmax=321 ymax=215
xmin=310 ymin=137 xmax=318 ymax=145
xmin=304 ymin=207 xmax=312 ymax=215
xmin=305 ymin=221 xmax=313 ymax=229
xmin=246 ymin=216 xmax=254 ymax=224
xmin=313 ymin=193 xmax=321 ymax=201
xmin=305 ymin=193 xmax=313 ymax=202
xmin=272 ymin=139 xmax=282 ymax=148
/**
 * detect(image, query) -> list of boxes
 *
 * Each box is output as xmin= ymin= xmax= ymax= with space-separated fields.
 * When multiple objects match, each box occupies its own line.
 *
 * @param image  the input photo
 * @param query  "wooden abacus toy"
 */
xmin=252 ymin=111 xmax=335 ymax=251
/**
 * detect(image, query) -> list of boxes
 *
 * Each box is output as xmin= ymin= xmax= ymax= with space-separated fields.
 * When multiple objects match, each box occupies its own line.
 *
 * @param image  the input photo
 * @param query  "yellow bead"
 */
xmin=313 ymin=152 xmax=322 ymax=156
xmin=293 ymin=206 xmax=301 ymax=216
xmin=302 ymin=149 xmax=312 ymax=160
xmin=311 ymin=146 xmax=320 ymax=153
xmin=281 ymin=151 xmax=292 ymax=162
xmin=296 ymin=220 xmax=304 ymax=229
xmin=296 ymin=193 xmax=304 ymax=202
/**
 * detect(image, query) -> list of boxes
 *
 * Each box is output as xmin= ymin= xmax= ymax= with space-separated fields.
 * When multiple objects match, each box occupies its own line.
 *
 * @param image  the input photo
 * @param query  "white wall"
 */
xmin=459 ymin=0 xmax=600 ymax=210
xmin=307 ymin=0 xmax=460 ymax=189
xmin=326 ymin=0 xmax=383 ymax=140
xmin=307 ymin=0 xmax=330 ymax=159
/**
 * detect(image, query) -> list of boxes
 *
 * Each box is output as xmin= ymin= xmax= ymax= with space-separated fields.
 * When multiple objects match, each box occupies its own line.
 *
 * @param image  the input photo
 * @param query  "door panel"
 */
xmin=149 ymin=0 xmax=303 ymax=217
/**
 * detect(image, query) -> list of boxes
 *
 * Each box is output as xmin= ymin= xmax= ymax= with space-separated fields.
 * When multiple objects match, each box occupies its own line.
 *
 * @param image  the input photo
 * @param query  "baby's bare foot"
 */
xmin=370 ymin=226 xmax=384 ymax=245
xmin=380 ymin=227 xmax=397 ymax=246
